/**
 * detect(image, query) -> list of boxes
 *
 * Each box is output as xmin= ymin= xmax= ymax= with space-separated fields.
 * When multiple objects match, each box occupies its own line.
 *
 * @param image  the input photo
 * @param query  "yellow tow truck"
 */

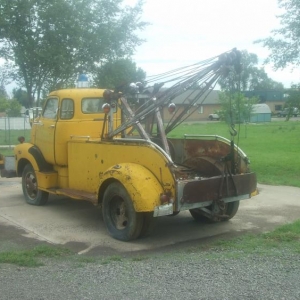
xmin=12 ymin=49 xmax=257 ymax=241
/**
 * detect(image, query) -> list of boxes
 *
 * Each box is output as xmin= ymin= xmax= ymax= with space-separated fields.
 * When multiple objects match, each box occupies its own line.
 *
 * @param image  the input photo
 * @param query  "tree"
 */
xmin=0 ymin=97 xmax=21 ymax=116
xmin=218 ymin=92 xmax=258 ymax=124
xmin=12 ymin=88 xmax=30 ymax=108
xmin=284 ymin=83 xmax=300 ymax=109
xmin=0 ymin=97 xmax=9 ymax=112
xmin=250 ymin=68 xmax=284 ymax=90
xmin=93 ymin=58 xmax=146 ymax=90
xmin=218 ymin=50 xmax=284 ymax=91
xmin=6 ymin=99 xmax=22 ymax=117
xmin=255 ymin=0 xmax=300 ymax=69
xmin=0 ymin=64 xmax=12 ymax=98
xmin=0 ymin=0 xmax=147 ymax=106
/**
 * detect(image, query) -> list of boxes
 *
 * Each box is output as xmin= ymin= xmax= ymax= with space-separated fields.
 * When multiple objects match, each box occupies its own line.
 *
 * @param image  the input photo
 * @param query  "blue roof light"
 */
xmin=77 ymin=74 xmax=89 ymax=88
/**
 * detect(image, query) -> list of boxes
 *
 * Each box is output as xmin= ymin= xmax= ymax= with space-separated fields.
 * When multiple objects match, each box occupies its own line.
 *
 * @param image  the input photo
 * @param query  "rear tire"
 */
xmin=139 ymin=212 xmax=157 ymax=238
xmin=189 ymin=201 xmax=240 ymax=222
xmin=22 ymin=164 xmax=49 ymax=206
xmin=102 ymin=182 xmax=143 ymax=241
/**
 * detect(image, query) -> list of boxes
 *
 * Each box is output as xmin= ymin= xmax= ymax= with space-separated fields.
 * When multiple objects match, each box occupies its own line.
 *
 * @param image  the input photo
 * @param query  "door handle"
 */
xmin=49 ymin=125 xmax=55 ymax=128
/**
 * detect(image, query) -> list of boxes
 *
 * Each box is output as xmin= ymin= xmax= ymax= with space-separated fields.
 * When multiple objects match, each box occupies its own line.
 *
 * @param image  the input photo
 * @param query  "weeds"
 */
xmin=0 ymin=245 xmax=71 ymax=267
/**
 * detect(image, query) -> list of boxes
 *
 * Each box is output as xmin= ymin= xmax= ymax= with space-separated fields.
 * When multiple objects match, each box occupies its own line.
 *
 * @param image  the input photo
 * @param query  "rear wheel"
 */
xmin=189 ymin=201 xmax=239 ymax=222
xmin=139 ymin=212 xmax=157 ymax=238
xmin=22 ymin=164 xmax=49 ymax=206
xmin=102 ymin=182 xmax=143 ymax=241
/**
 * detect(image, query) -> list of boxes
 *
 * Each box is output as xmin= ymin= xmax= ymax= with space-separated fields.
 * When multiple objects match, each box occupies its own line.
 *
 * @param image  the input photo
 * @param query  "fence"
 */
xmin=0 ymin=117 xmax=32 ymax=147
xmin=0 ymin=117 xmax=32 ymax=130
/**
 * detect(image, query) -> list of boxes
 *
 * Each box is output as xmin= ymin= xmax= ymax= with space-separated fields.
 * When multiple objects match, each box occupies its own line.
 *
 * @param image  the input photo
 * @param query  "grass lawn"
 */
xmin=0 ymin=129 xmax=31 ymax=146
xmin=168 ymin=120 xmax=300 ymax=188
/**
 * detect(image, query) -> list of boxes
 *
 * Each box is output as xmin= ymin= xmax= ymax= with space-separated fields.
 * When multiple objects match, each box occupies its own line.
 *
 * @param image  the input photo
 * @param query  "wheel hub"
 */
xmin=25 ymin=173 xmax=37 ymax=198
xmin=110 ymin=198 xmax=128 ymax=230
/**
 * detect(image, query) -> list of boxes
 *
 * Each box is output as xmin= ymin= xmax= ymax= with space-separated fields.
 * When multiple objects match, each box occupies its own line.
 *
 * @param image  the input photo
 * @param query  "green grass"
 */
xmin=196 ymin=219 xmax=300 ymax=257
xmin=0 ymin=129 xmax=31 ymax=146
xmin=1 ymin=221 xmax=300 ymax=267
xmin=0 ymin=245 xmax=71 ymax=267
xmin=0 ymin=148 xmax=15 ymax=156
xmin=168 ymin=121 xmax=300 ymax=187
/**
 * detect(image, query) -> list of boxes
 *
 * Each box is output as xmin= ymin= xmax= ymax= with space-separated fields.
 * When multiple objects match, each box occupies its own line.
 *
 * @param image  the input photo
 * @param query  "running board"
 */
xmin=49 ymin=188 xmax=98 ymax=204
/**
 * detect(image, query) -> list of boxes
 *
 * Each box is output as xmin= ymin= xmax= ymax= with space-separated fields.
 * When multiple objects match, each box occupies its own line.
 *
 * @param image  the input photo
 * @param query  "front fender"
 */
xmin=100 ymin=163 xmax=164 ymax=212
xmin=14 ymin=143 xmax=52 ymax=176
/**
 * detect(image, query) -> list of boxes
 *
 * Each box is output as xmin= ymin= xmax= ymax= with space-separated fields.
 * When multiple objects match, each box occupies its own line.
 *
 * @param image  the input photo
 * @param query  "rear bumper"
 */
xmin=175 ymin=172 xmax=257 ymax=211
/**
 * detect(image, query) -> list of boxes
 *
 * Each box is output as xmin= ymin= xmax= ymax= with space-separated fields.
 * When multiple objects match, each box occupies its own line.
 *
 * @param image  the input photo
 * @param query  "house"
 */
xmin=135 ymin=88 xmax=285 ymax=122
xmin=161 ymin=89 xmax=220 ymax=122
xmin=163 ymin=89 xmax=285 ymax=121
xmin=243 ymin=90 xmax=285 ymax=114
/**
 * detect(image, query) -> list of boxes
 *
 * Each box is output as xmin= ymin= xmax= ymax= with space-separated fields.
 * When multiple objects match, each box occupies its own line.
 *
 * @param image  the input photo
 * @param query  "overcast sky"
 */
xmin=126 ymin=0 xmax=300 ymax=88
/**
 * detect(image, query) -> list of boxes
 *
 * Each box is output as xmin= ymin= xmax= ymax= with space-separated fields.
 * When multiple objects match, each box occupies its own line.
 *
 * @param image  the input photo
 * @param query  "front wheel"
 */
xmin=102 ymin=182 xmax=143 ymax=241
xmin=22 ymin=164 xmax=49 ymax=206
xmin=190 ymin=201 xmax=240 ymax=222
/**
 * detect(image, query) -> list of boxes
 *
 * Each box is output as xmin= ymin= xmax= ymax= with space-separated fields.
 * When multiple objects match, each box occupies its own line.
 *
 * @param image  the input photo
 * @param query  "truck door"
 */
xmin=34 ymin=97 xmax=58 ymax=165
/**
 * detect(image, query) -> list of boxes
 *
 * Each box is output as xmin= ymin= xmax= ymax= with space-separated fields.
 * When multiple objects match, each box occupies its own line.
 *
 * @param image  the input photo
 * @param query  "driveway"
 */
xmin=1 ymin=177 xmax=300 ymax=255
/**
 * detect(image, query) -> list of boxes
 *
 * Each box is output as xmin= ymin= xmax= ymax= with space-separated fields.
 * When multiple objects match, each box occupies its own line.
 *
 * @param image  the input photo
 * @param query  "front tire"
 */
xmin=22 ymin=164 xmax=49 ymax=206
xmin=102 ymin=182 xmax=143 ymax=241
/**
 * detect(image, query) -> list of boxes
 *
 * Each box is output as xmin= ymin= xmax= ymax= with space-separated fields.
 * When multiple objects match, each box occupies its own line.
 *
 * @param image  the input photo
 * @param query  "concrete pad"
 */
xmin=0 ymin=177 xmax=300 ymax=254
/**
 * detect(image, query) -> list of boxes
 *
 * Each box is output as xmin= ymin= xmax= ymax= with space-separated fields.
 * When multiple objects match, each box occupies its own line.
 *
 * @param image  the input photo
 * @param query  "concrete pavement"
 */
xmin=0 ymin=177 xmax=300 ymax=255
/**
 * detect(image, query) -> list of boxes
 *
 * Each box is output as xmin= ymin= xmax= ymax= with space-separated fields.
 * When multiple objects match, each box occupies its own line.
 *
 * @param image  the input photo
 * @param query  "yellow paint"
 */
xmin=100 ymin=163 xmax=164 ymax=212
xmin=67 ymin=140 xmax=175 ymax=211
xmin=54 ymin=166 xmax=69 ymax=188
xmin=251 ymin=189 xmax=259 ymax=197
xmin=14 ymin=88 xmax=175 ymax=212
xmin=35 ymin=171 xmax=58 ymax=189
xmin=30 ymin=89 xmax=122 ymax=166
xmin=0 ymin=154 xmax=4 ymax=168
xmin=14 ymin=143 xmax=40 ymax=172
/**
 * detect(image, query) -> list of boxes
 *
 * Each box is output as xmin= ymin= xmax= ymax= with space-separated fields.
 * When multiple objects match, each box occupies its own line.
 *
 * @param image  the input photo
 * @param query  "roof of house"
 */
xmin=243 ymin=90 xmax=284 ymax=102
xmin=171 ymin=90 xmax=220 ymax=105
xmin=137 ymin=88 xmax=285 ymax=105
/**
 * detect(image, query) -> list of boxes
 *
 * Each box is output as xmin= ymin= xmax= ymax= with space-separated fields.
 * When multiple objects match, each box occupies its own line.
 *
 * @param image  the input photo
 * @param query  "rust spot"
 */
xmin=103 ymin=169 xmax=120 ymax=176
xmin=182 ymin=172 xmax=257 ymax=204
xmin=184 ymin=140 xmax=229 ymax=159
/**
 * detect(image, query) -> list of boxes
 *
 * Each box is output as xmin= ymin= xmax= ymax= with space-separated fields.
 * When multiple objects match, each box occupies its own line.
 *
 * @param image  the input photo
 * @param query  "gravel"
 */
xmin=0 ymin=250 xmax=300 ymax=300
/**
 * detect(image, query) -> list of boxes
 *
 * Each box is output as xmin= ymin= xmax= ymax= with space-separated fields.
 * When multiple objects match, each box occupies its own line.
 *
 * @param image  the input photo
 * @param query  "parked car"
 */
xmin=208 ymin=113 xmax=220 ymax=121
xmin=277 ymin=107 xmax=299 ymax=117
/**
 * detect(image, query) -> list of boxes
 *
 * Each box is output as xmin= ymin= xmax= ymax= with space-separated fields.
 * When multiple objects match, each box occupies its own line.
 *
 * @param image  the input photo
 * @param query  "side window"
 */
xmin=43 ymin=98 xmax=58 ymax=119
xmin=82 ymin=98 xmax=105 ymax=113
xmin=60 ymin=98 xmax=74 ymax=119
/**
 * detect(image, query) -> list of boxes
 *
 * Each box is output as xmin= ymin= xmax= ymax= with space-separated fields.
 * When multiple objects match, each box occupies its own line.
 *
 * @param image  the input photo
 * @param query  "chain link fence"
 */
xmin=0 ymin=117 xmax=32 ymax=148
